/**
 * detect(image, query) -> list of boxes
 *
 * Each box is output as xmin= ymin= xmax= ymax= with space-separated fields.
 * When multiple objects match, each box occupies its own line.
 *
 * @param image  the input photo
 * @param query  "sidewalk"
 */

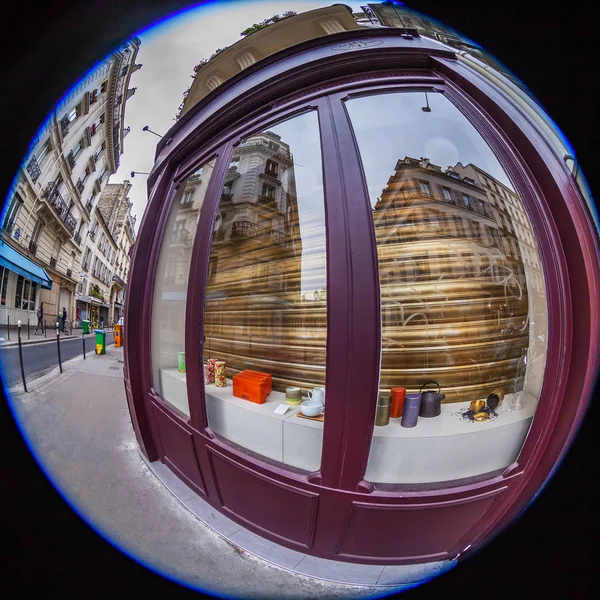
xmin=7 ymin=348 xmax=452 ymax=598
xmin=0 ymin=329 xmax=111 ymax=347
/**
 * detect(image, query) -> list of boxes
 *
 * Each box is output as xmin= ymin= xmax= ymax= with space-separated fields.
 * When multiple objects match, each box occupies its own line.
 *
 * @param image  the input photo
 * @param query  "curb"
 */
xmin=6 ymin=342 xmax=120 ymax=395
xmin=0 ymin=332 xmax=113 ymax=349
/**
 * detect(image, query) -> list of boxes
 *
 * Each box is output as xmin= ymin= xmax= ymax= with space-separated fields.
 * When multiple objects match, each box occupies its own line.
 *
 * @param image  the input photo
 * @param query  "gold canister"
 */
xmin=469 ymin=399 xmax=486 ymax=414
xmin=473 ymin=411 xmax=489 ymax=422
xmin=375 ymin=395 xmax=391 ymax=426
xmin=486 ymin=389 xmax=505 ymax=411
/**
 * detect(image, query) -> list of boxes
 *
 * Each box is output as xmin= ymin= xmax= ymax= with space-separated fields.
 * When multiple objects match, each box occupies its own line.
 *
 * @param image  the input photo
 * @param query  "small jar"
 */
xmin=375 ymin=395 xmax=391 ymax=426
xmin=486 ymin=389 xmax=505 ymax=411
xmin=390 ymin=387 xmax=406 ymax=418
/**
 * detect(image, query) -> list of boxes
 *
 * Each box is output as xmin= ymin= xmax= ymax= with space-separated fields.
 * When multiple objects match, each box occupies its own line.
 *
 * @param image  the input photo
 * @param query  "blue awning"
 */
xmin=0 ymin=241 xmax=53 ymax=289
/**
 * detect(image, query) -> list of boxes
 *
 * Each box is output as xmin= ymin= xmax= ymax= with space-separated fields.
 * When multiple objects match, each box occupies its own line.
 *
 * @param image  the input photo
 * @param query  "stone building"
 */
xmin=76 ymin=181 xmax=136 ymax=328
xmin=177 ymin=4 xmax=359 ymax=117
xmin=1 ymin=37 xmax=141 ymax=332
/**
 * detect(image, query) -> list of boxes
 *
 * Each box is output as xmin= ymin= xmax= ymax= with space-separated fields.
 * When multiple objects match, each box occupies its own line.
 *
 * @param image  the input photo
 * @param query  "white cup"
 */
xmin=300 ymin=400 xmax=324 ymax=417
xmin=308 ymin=387 xmax=325 ymax=405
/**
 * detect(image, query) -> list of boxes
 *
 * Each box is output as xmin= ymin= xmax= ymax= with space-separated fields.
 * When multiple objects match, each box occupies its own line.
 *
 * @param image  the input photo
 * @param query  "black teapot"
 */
xmin=418 ymin=381 xmax=445 ymax=418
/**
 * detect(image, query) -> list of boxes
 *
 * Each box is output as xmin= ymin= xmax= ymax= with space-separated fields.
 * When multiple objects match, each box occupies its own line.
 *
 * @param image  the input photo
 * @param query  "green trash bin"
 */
xmin=82 ymin=320 xmax=90 ymax=334
xmin=94 ymin=329 xmax=106 ymax=355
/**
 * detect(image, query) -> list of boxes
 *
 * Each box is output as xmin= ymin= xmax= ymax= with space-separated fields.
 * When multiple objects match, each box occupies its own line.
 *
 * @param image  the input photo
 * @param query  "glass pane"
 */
xmin=346 ymin=91 xmax=547 ymax=486
xmin=203 ymin=111 xmax=326 ymax=472
xmin=151 ymin=158 xmax=216 ymax=416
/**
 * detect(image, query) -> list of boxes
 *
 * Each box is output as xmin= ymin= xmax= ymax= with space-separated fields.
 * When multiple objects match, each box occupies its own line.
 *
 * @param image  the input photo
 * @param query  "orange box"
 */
xmin=243 ymin=370 xmax=272 ymax=393
xmin=232 ymin=372 xmax=270 ymax=404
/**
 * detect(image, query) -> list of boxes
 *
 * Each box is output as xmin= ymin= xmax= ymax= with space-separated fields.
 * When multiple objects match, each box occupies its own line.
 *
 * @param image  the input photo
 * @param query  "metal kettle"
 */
xmin=418 ymin=381 xmax=445 ymax=418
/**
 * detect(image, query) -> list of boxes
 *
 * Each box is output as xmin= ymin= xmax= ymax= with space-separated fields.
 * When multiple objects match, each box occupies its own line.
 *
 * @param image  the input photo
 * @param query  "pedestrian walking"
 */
xmin=35 ymin=302 xmax=44 ymax=334
xmin=61 ymin=307 xmax=67 ymax=332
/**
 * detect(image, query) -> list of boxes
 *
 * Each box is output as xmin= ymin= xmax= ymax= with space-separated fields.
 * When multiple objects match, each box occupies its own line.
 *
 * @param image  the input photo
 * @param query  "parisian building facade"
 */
xmin=1 ymin=37 xmax=141 ymax=333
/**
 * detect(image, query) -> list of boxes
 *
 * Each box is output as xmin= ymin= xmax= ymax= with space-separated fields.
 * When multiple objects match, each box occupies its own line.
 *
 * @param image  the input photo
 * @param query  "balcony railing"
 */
xmin=171 ymin=228 xmax=190 ymax=245
xmin=67 ymin=269 xmax=72 ymax=278
xmin=42 ymin=181 xmax=77 ymax=235
xmin=76 ymin=179 xmax=85 ymax=193
xmin=74 ymin=232 xmax=82 ymax=245
xmin=89 ymin=230 xmax=96 ymax=241
xmin=112 ymin=274 xmax=127 ymax=289
xmin=231 ymin=220 xmax=285 ymax=246
xmin=85 ymin=199 xmax=93 ymax=212
xmin=26 ymin=155 xmax=41 ymax=183
xmin=220 ymin=193 xmax=233 ymax=202
xmin=29 ymin=240 xmax=38 ymax=255
xmin=49 ymin=257 xmax=57 ymax=268
xmin=67 ymin=152 xmax=76 ymax=170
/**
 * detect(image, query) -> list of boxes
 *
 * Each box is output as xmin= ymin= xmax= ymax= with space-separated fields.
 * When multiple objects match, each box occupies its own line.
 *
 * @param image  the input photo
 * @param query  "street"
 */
xmin=0 ymin=331 xmax=115 ymax=388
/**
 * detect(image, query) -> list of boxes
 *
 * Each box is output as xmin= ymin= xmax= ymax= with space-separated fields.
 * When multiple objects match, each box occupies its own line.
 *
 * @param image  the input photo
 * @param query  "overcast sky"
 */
xmin=110 ymin=0 xmax=366 ymax=229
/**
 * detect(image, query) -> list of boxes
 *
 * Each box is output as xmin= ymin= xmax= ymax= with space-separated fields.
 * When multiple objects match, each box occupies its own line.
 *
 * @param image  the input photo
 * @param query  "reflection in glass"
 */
xmin=203 ymin=111 xmax=326 ymax=471
xmin=151 ymin=159 xmax=216 ymax=416
xmin=346 ymin=92 xmax=547 ymax=484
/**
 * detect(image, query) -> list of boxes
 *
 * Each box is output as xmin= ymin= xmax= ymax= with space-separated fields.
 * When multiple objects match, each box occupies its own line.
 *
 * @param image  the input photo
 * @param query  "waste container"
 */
xmin=94 ymin=329 xmax=106 ymax=355
xmin=114 ymin=324 xmax=123 ymax=347
xmin=82 ymin=320 xmax=90 ymax=334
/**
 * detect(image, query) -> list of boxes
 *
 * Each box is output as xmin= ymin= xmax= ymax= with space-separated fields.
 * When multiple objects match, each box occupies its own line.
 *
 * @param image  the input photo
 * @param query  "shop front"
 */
xmin=75 ymin=292 xmax=92 ymax=329
xmin=124 ymin=31 xmax=599 ymax=564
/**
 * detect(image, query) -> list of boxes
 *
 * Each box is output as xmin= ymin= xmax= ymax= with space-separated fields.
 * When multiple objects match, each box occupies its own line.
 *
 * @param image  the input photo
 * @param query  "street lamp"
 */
xmin=130 ymin=171 xmax=150 ymax=178
xmin=142 ymin=125 xmax=172 ymax=145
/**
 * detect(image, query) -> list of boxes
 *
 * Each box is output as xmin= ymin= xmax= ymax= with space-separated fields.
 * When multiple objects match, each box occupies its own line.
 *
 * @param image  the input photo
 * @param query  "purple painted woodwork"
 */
xmin=151 ymin=400 xmax=206 ymax=496
xmin=124 ymin=31 xmax=600 ymax=564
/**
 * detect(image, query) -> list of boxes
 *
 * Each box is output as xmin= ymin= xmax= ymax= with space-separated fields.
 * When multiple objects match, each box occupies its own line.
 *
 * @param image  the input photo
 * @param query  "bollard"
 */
xmin=27 ymin=318 xmax=30 ymax=339
xmin=7 ymin=315 xmax=10 ymax=341
xmin=82 ymin=329 xmax=86 ymax=360
xmin=44 ymin=319 xmax=47 ymax=338
xmin=56 ymin=321 xmax=63 ymax=374
xmin=17 ymin=320 xmax=27 ymax=393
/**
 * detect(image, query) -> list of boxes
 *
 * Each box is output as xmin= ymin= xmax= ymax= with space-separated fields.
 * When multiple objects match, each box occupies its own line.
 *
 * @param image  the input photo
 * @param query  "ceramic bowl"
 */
xmin=300 ymin=400 xmax=324 ymax=417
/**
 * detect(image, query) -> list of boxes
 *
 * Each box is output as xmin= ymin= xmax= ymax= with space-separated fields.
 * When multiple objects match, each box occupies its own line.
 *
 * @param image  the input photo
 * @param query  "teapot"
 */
xmin=418 ymin=381 xmax=445 ymax=418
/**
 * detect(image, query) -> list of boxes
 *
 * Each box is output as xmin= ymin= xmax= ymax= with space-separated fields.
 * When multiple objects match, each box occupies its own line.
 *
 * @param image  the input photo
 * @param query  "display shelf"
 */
xmin=161 ymin=368 xmax=537 ymax=483
xmin=372 ymin=393 xmax=536 ymax=438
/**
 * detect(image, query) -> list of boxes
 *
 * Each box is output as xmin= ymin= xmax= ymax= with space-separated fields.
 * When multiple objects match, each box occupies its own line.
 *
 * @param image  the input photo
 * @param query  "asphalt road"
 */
xmin=0 ymin=331 xmax=115 ymax=388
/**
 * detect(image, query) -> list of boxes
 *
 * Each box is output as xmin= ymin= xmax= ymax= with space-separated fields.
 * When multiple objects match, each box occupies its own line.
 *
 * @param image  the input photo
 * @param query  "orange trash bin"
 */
xmin=114 ymin=324 xmax=123 ymax=347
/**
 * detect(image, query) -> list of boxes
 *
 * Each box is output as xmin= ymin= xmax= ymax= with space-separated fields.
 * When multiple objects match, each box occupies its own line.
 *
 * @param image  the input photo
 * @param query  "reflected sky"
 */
xmin=345 ymin=91 xmax=515 ymax=207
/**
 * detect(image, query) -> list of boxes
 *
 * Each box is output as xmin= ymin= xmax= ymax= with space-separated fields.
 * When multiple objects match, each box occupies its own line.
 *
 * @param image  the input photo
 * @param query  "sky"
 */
xmin=110 ymin=0 xmax=367 ymax=229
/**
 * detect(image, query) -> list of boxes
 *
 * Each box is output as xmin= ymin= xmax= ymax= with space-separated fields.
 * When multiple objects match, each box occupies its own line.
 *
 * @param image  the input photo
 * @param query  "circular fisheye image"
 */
xmin=2 ymin=1 xmax=598 ymax=598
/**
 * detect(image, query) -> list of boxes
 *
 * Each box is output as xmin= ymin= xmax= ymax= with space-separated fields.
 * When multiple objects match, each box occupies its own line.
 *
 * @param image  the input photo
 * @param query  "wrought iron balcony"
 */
xmin=26 ymin=155 xmax=41 ymax=183
xmin=89 ymin=230 xmax=96 ymax=241
xmin=220 ymin=193 xmax=233 ymax=202
xmin=231 ymin=220 xmax=285 ymax=246
xmin=76 ymin=179 xmax=85 ymax=193
xmin=42 ymin=181 xmax=77 ymax=235
xmin=67 ymin=269 xmax=72 ymax=278
xmin=29 ymin=240 xmax=38 ymax=255
xmin=74 ymin=232 xmax=82 ymax=245
xmin=85 ymin=199 xmax=93 ymax=212
xmin=50 ymin=257 xmax=57 ymax=268
xmin=67 ymin=152 xmax=76 ymax=170
xmin=2 ymin=218 xmax=15 ymax=234
xmin=60 ymin=116 xmax=70 ymax=137
xmin=171 ymin=228 xmax=190 ymax=245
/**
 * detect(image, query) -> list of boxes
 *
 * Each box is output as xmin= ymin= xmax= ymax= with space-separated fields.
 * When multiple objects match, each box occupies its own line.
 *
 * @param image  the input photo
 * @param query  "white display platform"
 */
xmin=159 ymin=368 xmax=536 ymax=484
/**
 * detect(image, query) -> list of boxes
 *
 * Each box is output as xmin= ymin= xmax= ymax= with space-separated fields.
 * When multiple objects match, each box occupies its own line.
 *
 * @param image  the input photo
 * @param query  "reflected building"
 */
xmin=203 ymin=131 xmax=327 ymax=392
xmin=373 ymin=156 xmax=531 ymax=402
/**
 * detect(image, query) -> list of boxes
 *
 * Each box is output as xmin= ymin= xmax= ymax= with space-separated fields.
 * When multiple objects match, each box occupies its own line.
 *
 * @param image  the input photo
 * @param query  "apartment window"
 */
xmin=265 ymin=159 xmax=279 ymax=177
xmin=2 ymin=192 xmax=24 ymax=232
xmin=0 ymin=266 xmax=9 ymax=305
xmin=31 ymin=220 xmax=43 ymax=244
xmin=462 ymin=194 xmax=471 ymax=209
xmin=14 ymin=275 xmax=38 ymax=311
xmin=101 ymin=80 xmax=108 ymax=93
xmin=182 ymin=190 xmax=194 ymax=204
xmin=418 ymin=180 xmax=431 ymax=195
xmin=261 ymin=184 xmax=276 ymax=199
xmin=441 ymin=187 xmax=452 ymax=201
xmin=91 ymin=113 xmax=106 ymax=136
xmin=36 ymin=138 xmax=52 ymax=165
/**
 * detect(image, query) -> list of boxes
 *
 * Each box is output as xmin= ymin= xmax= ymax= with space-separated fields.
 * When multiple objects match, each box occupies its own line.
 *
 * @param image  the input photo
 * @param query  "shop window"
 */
xmin=14 ymin=275 xmax=38 ymax=311
xmin=346 ymin=90 xmax=548 ymax=486
xmin=151 ymin=158 xmax=216 ymax=416
xmin=0 ymin=266 xmax=9 ymax=305
xmin=203 ymin=110 xmax=326 ymax=472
